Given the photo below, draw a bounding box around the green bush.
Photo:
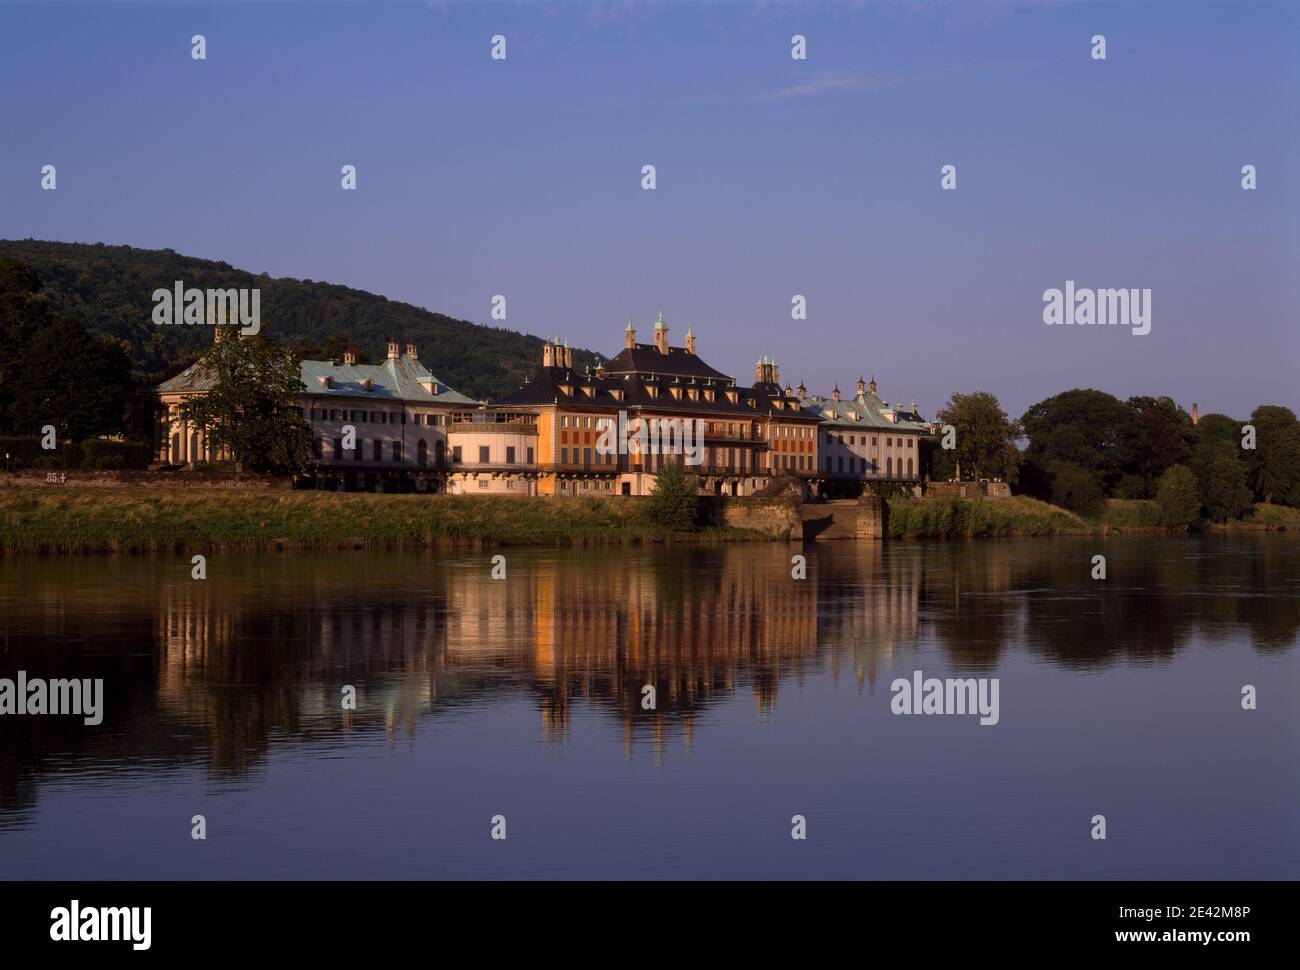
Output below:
[80,438,152,470]
[645,460,698,531]
[1154,465,1200,528]
[1049,462,1106,517]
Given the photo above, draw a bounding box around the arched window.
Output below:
[907,458,914,479]
[171,434,180,462]
[886,457,893,478]
[417,439,428,467]
[435,440,446,469]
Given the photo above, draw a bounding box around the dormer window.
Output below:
[726,390,738,404]
[670,387,682,400]
[559,384,573,396]
[317,375,333,389]
[581,386,595,398]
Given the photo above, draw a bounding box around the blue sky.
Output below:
[1,0,1295,418]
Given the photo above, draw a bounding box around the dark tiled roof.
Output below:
[498,365,821,422]
[602,343,733,382]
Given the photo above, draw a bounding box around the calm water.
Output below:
[0,536,1297,880]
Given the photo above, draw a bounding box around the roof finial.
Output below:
[626,315,634,331]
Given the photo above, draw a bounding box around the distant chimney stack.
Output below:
[387,341,399,360]
[343,349,357,366]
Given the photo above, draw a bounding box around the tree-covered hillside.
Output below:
[0,239,599,400]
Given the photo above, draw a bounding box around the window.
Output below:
[373,440,382,461]
[560,416,568,428]
[417,440,428,467]
[907,458,914,478]
[333,438,343,458]
[583,448,592,468]
[479,479,488,489]
[452,446,462,463]
[479,446,490,463]
[886,437,892,447]
[527,447,534,464]
[561,447,568,464]
[313,437,323,458]
[506,447,515,464]
[392,442,402,462]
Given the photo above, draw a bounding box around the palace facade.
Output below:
[153,314,934,496]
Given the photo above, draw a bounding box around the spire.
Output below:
[684,322,697,355]
[653,307,669,354]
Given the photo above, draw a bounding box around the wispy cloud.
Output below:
[755,68,951,100]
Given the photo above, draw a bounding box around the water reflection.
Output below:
[1,536,1297,822]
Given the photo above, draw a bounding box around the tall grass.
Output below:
[0,486,773,555]
[886,496,1092,538]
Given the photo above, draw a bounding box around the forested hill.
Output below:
[0,239,599,400]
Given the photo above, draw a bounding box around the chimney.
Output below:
[387,341,399,360]
[1192,402,1199,426]
[797,380,806,400]
[343,349,357,366]
[684,324,696,355]
[832,385,841,402]
[562,341,572,369]
[543,342,555,367]
[625,316,636,350]
[755,359,765,384]
[868,376,877,397]
[406,343,418,360]
[653,309,669,355]
[770,359,779,386]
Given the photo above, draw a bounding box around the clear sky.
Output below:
[1,0,1295,419]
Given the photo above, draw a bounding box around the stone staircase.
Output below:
[798,499,863,541]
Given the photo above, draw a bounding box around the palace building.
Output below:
[489,312,823,497]
[798,376,932,497]
[153,314,934,496]
[155,338,480,492]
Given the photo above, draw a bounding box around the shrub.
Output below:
[645,460,698,531]
[1049,461,1106,517]
[1154,465,1200,528]
[80,438,152,470]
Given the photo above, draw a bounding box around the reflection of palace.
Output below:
[4,538,1296,811]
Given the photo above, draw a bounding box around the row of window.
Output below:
[826,433,916,449]
[827,455,915,477]
[311,408,447,427]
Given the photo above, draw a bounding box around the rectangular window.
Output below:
[452,446,462,463]
[333,438,343,458]
[583,448,592,468]
[506,447,515,464]
[561,447,568,464]
[527,447,535,464]
[392,442,402,462]
[373,440,382,461]
[479,446,490,463]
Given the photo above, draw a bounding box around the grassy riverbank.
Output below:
[886,495,1300,539]
[0,485,777,554]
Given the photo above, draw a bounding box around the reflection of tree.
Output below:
[922,542,1017,670]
